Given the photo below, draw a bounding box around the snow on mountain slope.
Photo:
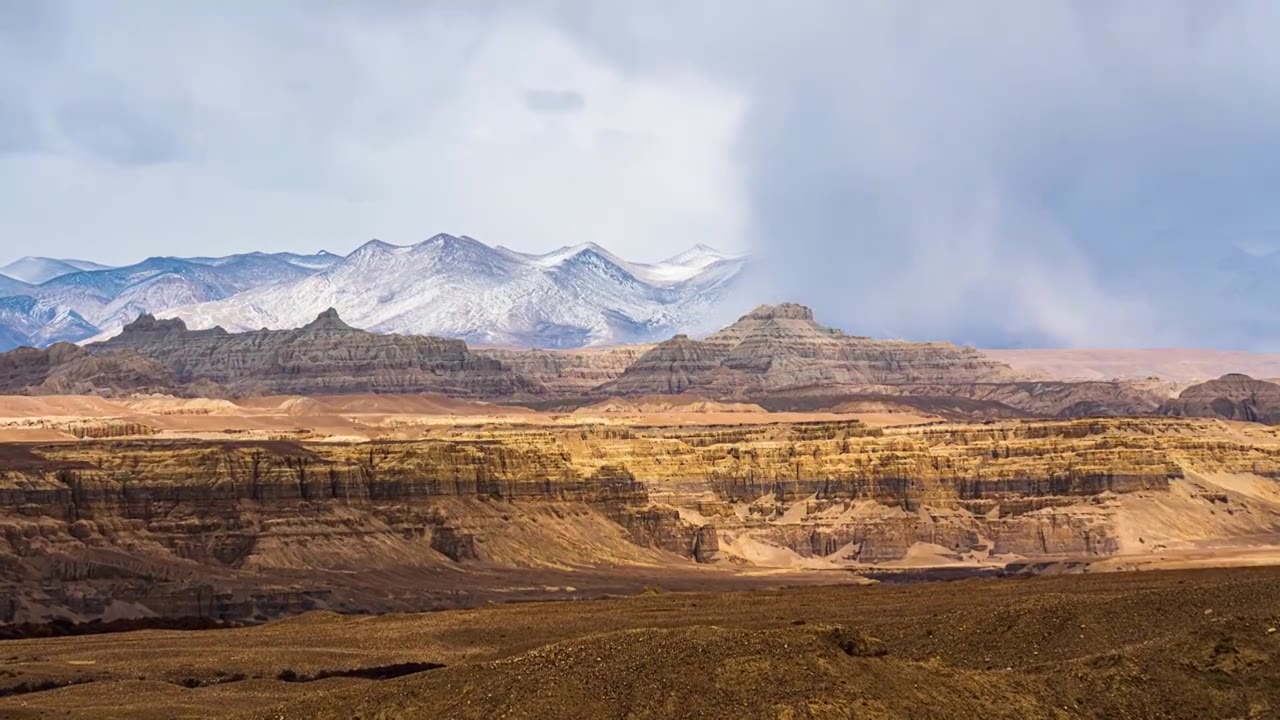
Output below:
[0,274,33,297]
[0,237,745,349]
[0,324,24,351]
[0,296,98,351]
[0,296,44,348]
[663,244,734,272]
[165,235,747,348]
[6,253,324,346]
[185,250,343,270]
[0,257,113,284]
[499,242,741,287]
[26,309,98,348]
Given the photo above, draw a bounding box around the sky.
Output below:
[4,1,1280,349]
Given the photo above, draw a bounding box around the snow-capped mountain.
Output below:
[183,250,344,270]
[0,256,114,285]
[0,251,329,350]
[0,274,33,298]
[0,296,99,348]
[0,237,746,350]
[165,235,746,347]
[32,255,317,331]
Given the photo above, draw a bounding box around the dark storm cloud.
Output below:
[534,1,1280,348]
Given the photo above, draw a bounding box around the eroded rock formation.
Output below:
[1162,373,1280,424]
[476,345,651,397]
[599,304,1023,398]
[88,310,537,398]
[3,417,1279,623]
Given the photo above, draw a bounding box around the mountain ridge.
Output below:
[155,234,745,348]
[0,237,747,351]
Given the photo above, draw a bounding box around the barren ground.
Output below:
[0,567,1277,719]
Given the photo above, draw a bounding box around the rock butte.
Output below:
[0,303,1210,422]
[1162,373,1280,424]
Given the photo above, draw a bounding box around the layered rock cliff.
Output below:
[0,343,174,396]
[594,305,1181,419]
[1162,373,1280,424]
[41,310,537,398]
[3,417,1278,623]
[477,345,651,397]
[600,304,1022,398]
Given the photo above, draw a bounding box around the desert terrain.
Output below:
[3,305,1280,717]
[3,391,1280,625]
[1,567,1278,719]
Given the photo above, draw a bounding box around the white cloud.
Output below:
[0,2,747,265]
[7,2,1280,348]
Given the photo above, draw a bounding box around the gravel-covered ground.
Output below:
[2,566,1279,719]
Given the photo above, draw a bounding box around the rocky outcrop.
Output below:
[868,380,1167,418]
[599,303,1022,398]
[0,343,85,392]
[1161,373,1280,424]
[35,351,177,396]
[10,310,538,398]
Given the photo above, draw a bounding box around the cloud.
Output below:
[6,2,1280,349]
[534,1,1280,349]
[0,97,43,155]
[0,1,746,267]
[523,89,585,113]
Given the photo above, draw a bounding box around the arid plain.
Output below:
[3,305,1280,717]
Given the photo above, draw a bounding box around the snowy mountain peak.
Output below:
[0,235,750,351]
[662,244,733,270]
[352,238,408,254]
[0,256,113,284]
[532,242,626,269]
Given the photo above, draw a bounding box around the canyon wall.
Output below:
[3,417,1280,623]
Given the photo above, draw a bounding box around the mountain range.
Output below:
[0,235,745,351]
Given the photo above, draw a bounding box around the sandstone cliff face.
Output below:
[84,310,538,398]
[864,380,1167,418]
[476,345,650,397]
[0,343,85,392]
[1162,373,1280,424]
[0,343,173,397]
[3,417,1278,623]
[599,304,1023,399]
[598,335,727,396]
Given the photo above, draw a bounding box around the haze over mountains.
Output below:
[0,235,745,351]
